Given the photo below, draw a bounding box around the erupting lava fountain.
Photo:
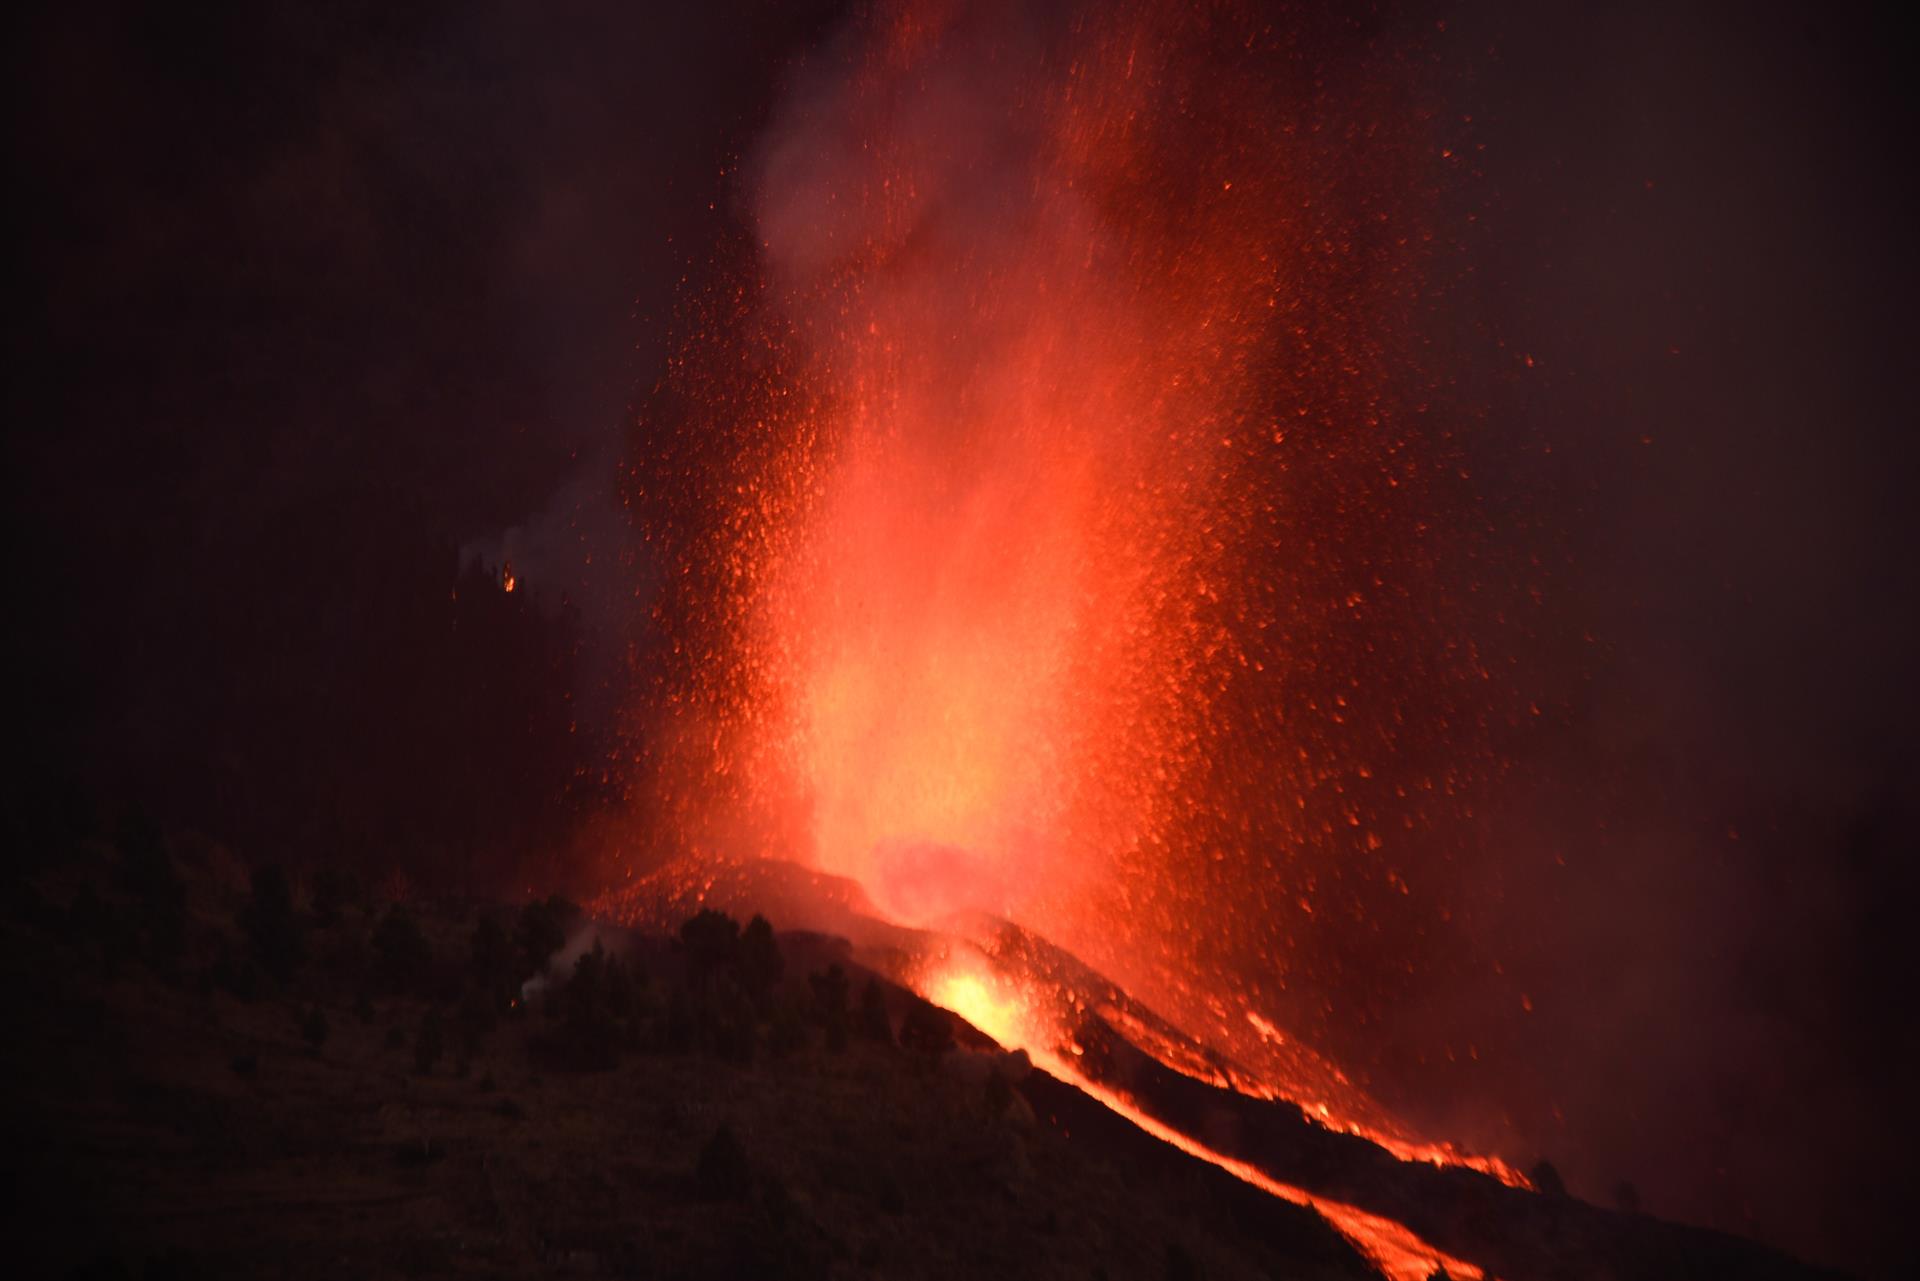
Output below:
[615,4,1536,1275]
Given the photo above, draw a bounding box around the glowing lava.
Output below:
[925,967,1034,1052]
[924,954,1483,1281]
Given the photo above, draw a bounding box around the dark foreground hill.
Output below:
[0,829,1374,1281]
[1,825,1853,1281]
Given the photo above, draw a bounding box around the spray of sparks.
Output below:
[623,1,1526,1273]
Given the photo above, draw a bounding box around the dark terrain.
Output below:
[0,810,1856,1281]
[0,814,1374,1281]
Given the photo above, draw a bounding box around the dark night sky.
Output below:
[6,2,1916,1274]
[1418,5,1918,1269]
[9,0,833,772]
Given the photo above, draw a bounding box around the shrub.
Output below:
[453,986,497,1062]
[414,1007,445,1075]
[739,914,784,1007]
[301,1005,330,1053]
[373,905,432,994]
[768,999,807,1056]
[115,808,185,974]
[664,984,694,1053]
[1529,1159,1566,1198]
[858,977,892,1045]
[601,942,646,1016]
[207,938,263,1001]
[985,1070,1013,1116]
[679,908,741,984]
[694,1123,752,1201]
[69,884,132,976]
[559,942,619,1069]
[517,895,577,976]
[539,939,651,1070]
[469,915,519,1008]
[809,964,850,1053]
[809,964,849,1018]
[703,976,758,1065]
[242,864,306,985]
[899,997,954,1055]
[315,922,373,994]
[311,864,359,928]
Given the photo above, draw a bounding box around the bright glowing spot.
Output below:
[926,965,1032,1048]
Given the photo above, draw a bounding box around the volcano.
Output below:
[9,0,1908,1276]
[626,5,1534,1252]
[598,853,1841,1281]
[606,3,1911,1275]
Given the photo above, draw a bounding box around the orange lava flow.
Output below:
[925,961,1483,1281]
[1073,1079,1486,1281]
[628,0,1528,1251]
[1072,1077,1485,1281]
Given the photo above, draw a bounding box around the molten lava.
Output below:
[922,955,1486,1281]
[626,0,1529,1273]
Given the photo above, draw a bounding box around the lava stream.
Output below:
[601,855,1514,1280]
[925,961,1484,1281]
